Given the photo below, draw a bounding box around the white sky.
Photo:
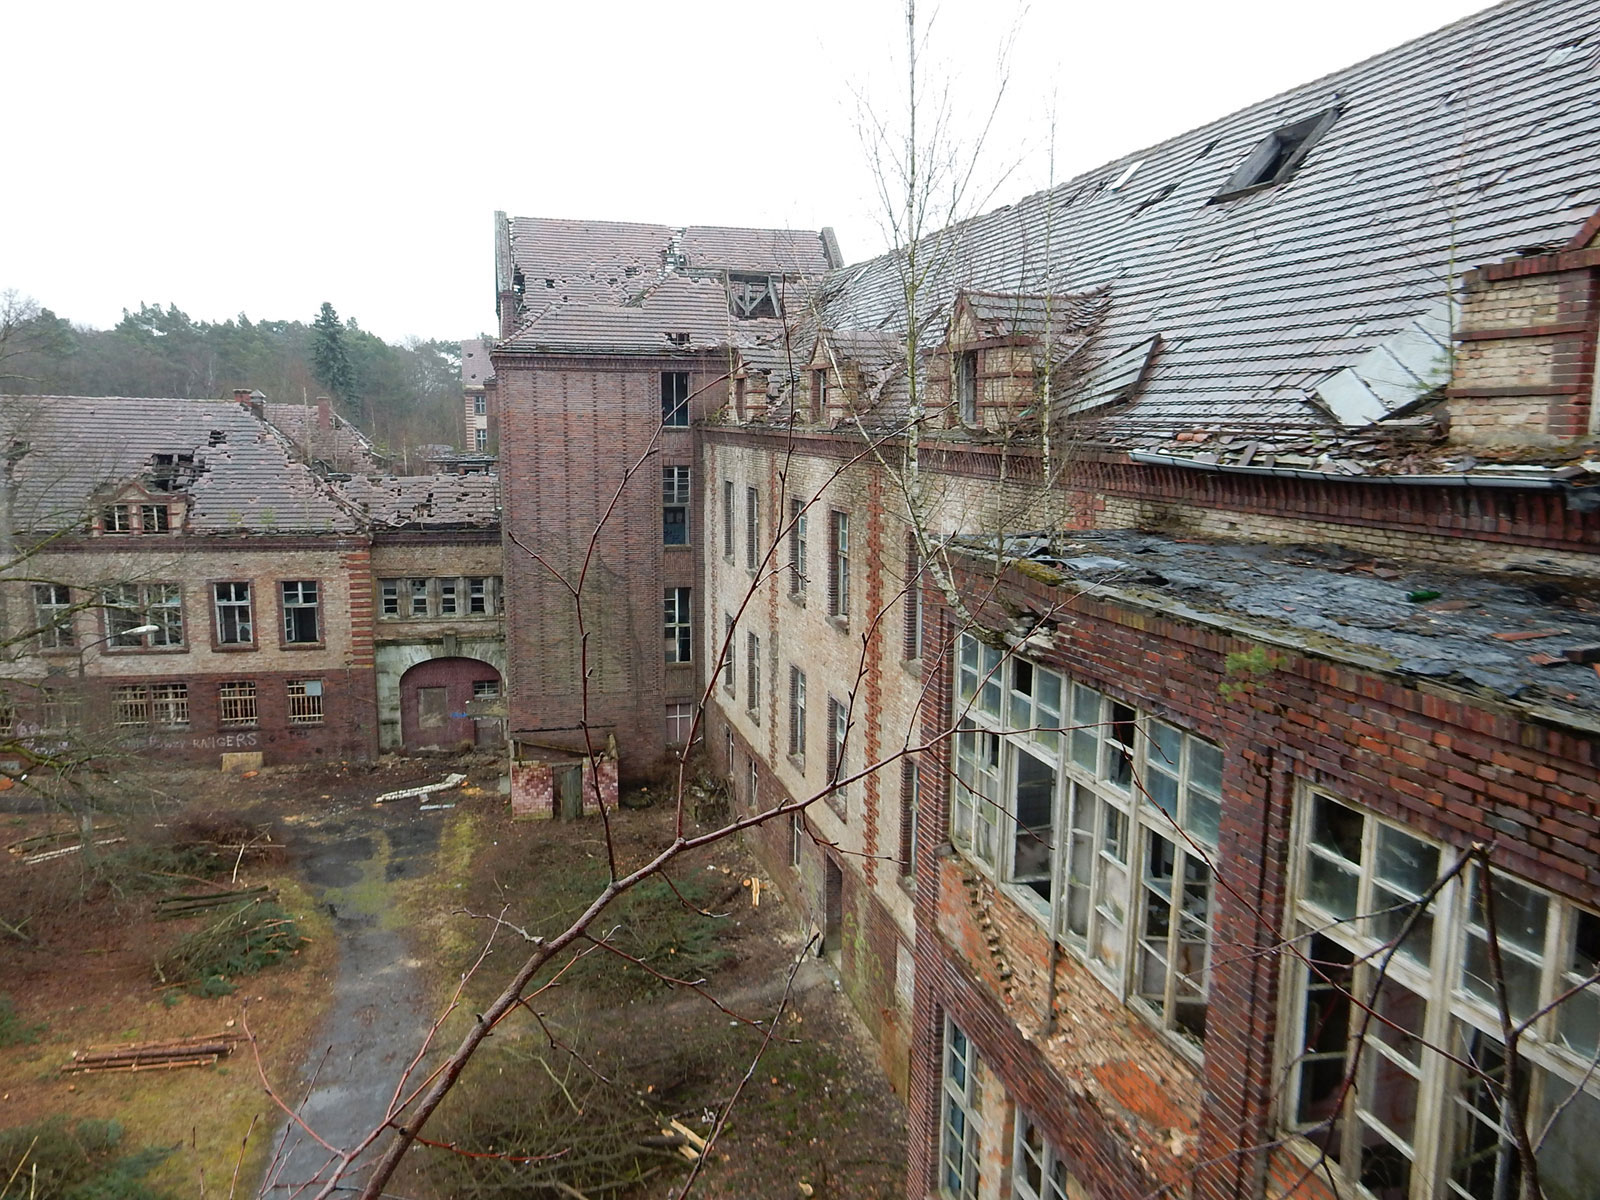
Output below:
[4,0,1501,345]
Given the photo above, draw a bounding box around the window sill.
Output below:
[826,615,850,634]
[219,725,259,732]
[211,642,258,653]
[787,591,806,607]
[103,644,189,656]
[788,753,805,772]
[901,657,923,678]
[287,721,325,728]
[281,642,327,651]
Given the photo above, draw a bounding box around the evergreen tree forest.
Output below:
[0,291,471,464]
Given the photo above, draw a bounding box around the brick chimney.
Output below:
[235,388,266,420]
[316,396,332,430]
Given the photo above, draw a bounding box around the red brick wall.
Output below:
[908,556,1600,1200]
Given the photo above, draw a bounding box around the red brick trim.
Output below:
[1456,321,1591,341]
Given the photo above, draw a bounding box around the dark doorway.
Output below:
[823,856,844,958]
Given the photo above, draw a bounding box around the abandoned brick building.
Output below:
[0,390,503,766]
[491,1,1600,1198]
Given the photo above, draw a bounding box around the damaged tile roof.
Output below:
[965,528,1600,728]
[337,473,501,529]
[814,0,1600,450]
[2,395,360,534]
[264,401,387,476]
[498,215,837,343]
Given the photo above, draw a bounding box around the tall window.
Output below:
[811,368,828,420]
[721,614,735,695]
[102,504,133,533]
[104,582,183,648]
[380,580,400,617]
[213,582,253,645]
[467,577,495,615]
[281,581,321,643]
[899,757,919,879]
[474,427,488,451]
[789,499,807,593]
[788,667,807,759]
[661,371,690,426]
[473,394,487,416]
[827,696,849,810]
[665,702,694,745]
[950,634,1222,1049]
[941,1020,982,1200]
[663,467,690,545]
[722,480,734,558]
[32,584,73,649]
[287,679,324,724]
[664,587,692,664]
[956,350,979,424]
[746,632,760,713]
[828,511,850,618]
[218,681,258,727]
[1282,791,1600,1200]
[140,503,171,533]
[1011,1112,1080,1200]
[745,486,759,570]
[440,578,460,615]
[409,578,430,616]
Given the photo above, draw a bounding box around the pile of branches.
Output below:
[152,898,302,995]
[65,1032,244,1074]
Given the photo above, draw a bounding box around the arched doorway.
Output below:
[399,657,503,752]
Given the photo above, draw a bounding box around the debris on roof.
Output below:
[337,473,500,529]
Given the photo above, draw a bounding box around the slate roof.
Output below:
[264,401,387,475]
[1,396,360,535]
[814,0,1600,450]
[966,528,1600,728]
[337,473,501,529]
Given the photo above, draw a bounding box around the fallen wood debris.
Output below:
[65,1032,245,1074]
[7,824,125,856]
[375,772,466,804]
[154,886,275,920]
[21,838,126,866]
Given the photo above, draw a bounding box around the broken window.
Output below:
[1212,106,1340,201]
[440,578,459,616]
[32,583,73,649]
[379,580,400,618]
[956,350,979,424]
[722,613,736,696]
[281,581,321,644]
[218,681,258,727]
[663,466,690,546]
[472,679,499,700]
[103,582,183,648]
[1012,1111,1083,1200]
[140,504,170,533]
[409,578,430,617]
[1284,792,1600,1200]
[287,679,323,725]
[664,587,692,664]
[727,273,783,319]
[467,577,495,615]
[101,504,132,534]
[213,582,253,645]
[661,371,690,427]
[811,368,828,420]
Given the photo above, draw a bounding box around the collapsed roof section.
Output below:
[338,473,501,530]
[0,395,362,535]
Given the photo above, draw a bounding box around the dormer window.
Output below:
[1211,106,1340,202]
[102,504,133,534]
[812,369,829,420]
[140,504,170,534]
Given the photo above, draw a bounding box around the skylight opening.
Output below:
[1210,106,1341,203]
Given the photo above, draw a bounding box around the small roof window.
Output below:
[1211,106,1341,202]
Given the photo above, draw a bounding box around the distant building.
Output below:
[461,339,497,455]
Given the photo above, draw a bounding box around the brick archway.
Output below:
[398,657,502,752]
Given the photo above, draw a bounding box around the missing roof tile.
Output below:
[1211,106,1341,203]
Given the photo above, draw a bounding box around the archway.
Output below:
[398,657,502,752]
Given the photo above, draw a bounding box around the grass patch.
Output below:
[0,994,46,1048]
[0,1117,170,1200]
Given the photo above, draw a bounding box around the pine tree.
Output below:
[309,301,357,407]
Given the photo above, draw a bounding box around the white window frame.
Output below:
[33,583,74,649]
[1011,1110,1078,1200]
[789,498,807,593]
[788,666,806,760]
[213,582,253,645]
[950,632,1222,1052]
[281,580,321,644]
[665,701,694,746]
[940,1019,982,1200]
[664,587,692,664]
[663,466,691,546]
[104,582,183,649]
[1281,789,1600,1200]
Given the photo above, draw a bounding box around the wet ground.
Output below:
[258,796,443,1196]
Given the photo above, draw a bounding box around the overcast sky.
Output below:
[4,0,1501,345]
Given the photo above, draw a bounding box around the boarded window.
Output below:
[418,686,448,728]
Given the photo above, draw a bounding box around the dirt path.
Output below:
[259,796,444,1196]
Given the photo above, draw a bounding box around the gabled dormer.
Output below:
[932,289,1110,431]
[92,476,188,536]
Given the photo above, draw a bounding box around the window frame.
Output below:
[280,580,322,646]
[218,681,258,728]
[828,510,850,620]
[665,701,694,746]
[721,613,735,696]
[103,582,184,650]
[746,631,760,715]
[956,349,979,425]
[940,1019,982,1200]
[745,486,759,571]
[664,586,692,665]
[663,466,691,546]
[788,666,806,760]
[212,582,254,647]
[789,498,808,595]
[722,480,734,559]
[661,370,690,427]
[287,678,324,725]
[32,583,74,650]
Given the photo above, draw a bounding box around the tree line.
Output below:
[0,291,470,463]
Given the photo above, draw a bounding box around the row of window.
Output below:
[110,678,324,729]
[942,636,1600,1200]
[720,481,852,620]
[34,581,324,651]
[98,501,178,535]
[378,576,501,620]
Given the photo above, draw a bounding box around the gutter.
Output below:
[1128,450,1564,490]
